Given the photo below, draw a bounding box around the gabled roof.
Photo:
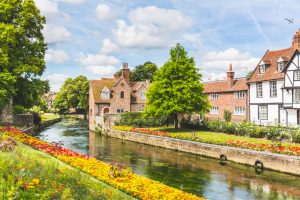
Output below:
[90,78,114,103]
[283,49,300,72]
[248,47,295,83]
[203,78,248,93]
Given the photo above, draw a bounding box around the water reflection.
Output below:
[36,118,300,200]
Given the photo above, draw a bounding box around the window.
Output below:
[256,82,263,98]
[120,91,124,98]
[234,91,246,99]
[101,91,110,99]
[258,105,268,120]
[277,62,285,72]
[269,81,277,98]
[210,107,219,114]
[294,71,300,81]
[234,107,245,115]
[210,93,219,100]
[117,109,124,113]
[259,65,266,74]
[294,89,300,103]
[139,92,146,100]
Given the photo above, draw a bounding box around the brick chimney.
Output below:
[292,29,300,49]
[122,63,130,81]
[113,73,119,82]
[227,63,235,88]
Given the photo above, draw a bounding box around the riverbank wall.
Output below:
[104,128,300,176]
[21,118,62,134]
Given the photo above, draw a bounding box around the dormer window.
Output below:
[277,62,285,72]
[259,65,266,74]
[101,87,110,99]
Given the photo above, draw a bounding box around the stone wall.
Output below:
[106,128,300,176]
[0,98,13,124]
[12,114,33,127]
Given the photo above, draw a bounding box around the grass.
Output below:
[0,135,133,200]
[150,126,300,147]
[41,113,60,122]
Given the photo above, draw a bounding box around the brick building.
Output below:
[43,91,57,111]
[203,64,248,122]
[88,63,150,130]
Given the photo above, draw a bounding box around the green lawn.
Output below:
[150,126,300,147]
[41,113,60,122]
[0,135,133,200]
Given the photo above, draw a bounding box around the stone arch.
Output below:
[102,107,110,114]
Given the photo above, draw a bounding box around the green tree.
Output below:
[0,0,46,108]
[223,109,232,122]
[145,44,210,128]
[54,76,89,118]
[116,62,158,81]
[0,73,16,109]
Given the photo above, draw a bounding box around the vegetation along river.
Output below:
[35,117,300,200]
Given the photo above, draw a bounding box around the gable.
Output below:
[284,50,300,71]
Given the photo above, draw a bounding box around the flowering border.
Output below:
[0,126,202,200]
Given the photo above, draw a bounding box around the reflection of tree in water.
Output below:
[144,161,211,197]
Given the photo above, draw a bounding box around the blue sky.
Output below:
[34,0,300,91]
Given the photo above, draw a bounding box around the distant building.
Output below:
[43,92,57,110]
[88,63,150,130]
[204,64,248,123]
[248,29,300,126]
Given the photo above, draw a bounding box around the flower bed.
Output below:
[112,126,300,156]
[0,126,202,200]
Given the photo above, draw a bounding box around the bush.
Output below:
[31,112,41,125]
[114,112,166,127]
[223,109,232,122]
[292,130,300,143]
[13,105,26,114]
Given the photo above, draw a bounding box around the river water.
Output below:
[35,118,300,200]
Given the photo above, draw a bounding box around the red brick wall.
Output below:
[205,91,248,123]
[110,79,132,113]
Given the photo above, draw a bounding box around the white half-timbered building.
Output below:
[248,29,300,126]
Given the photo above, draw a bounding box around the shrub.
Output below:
[31,112,41,125]
[223,109,232,122]
[292,130,300,143]
[115,112,166,127]
[13,105,26,114]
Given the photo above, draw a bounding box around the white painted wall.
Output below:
[287,109,298,126]
[249,80,283,104]
[283,89,292,105]
[250,104,279,125]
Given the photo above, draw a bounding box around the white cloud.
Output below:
[202,48,259,72]
[34,0,60,17]
[202,72,227,82]
[45,73,70,91]
[55,0,85,4]
[85,66,117,76]
[79,53,120,76]
[95,4,115,21]
[101,39,119,54]
[43,25,72,44]
[45,49,70,64]
[113,6,193,48]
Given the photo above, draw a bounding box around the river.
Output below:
[35,117,300,200]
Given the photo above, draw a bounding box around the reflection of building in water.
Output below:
[89,131,96,157]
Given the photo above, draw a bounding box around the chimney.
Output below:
[227,63,235,88]
[113,73,119,82]
[292,29,300,49]
[122,63,130,81]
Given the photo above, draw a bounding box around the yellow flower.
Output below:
[31,179,40,185]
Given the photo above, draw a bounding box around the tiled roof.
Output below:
[203,78,248,93]
[248,47,295,83]
[90,78,114,103]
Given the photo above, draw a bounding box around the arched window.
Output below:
[120,91,124,98]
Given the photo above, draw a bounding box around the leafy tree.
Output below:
[116,62,158,81]
[54,76,89,118]
[0,73,15,109]
[246,70,253,79]
[223,109,232,122]
[0,0,47,108]
[145,44,210,128]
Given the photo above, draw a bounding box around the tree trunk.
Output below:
[174,113,178,129]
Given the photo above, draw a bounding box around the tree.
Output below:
[0,0,47,108]
[145,44,210,128]
[0,73,15,109]
[54,76,89,118]
[223,109,232,122]
[116,62,158,81]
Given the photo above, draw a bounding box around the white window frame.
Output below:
[117,109,124,113]
[277,62,285,72]
[234,107,245,115]
[210,93,219,100]
[234,91,246,99]
[101,91,110,99]
[139,92,146,100]
[294,71,300,81]
[210,107,219,114]
[258,105,268,120]
[259,65,266,74]
[294,89,300,104]
[269,81,277,98]
[256,82,263,98]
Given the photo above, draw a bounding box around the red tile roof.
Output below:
[90,78,114,103]
[248,47,296,83]
[203,78,248,93]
